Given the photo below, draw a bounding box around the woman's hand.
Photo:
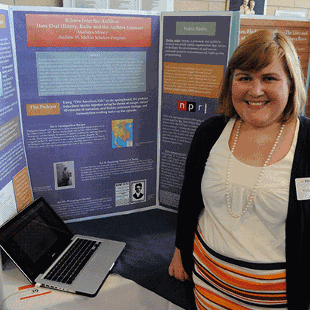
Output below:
[168,248,190,281]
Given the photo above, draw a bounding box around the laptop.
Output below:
[0,196,126,297]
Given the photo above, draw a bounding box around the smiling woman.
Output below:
[218,29,306,123]
[169,29,310,310]
[231,56,291,128]
[229,55,295,167]
[220,30,306,167]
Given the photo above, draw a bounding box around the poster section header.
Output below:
[26,14,152,47]
[176,22,216,36]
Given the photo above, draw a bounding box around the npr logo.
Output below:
[178,101,207,114]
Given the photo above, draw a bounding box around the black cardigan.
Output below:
[175,115,310,309]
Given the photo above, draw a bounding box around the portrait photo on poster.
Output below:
[54,161,75,190]
[227,0,265,15]
[131,180,146,203]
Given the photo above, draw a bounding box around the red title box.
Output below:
[26,14,152,48]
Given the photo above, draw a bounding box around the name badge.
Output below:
[295,178,310,201]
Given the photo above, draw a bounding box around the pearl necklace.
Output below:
[226,119,285,218]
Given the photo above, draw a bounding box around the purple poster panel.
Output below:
[159,12,238,210]
[0,5,32,225]
[12,8,160,221]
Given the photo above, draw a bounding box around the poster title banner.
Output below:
[26,14,152,47]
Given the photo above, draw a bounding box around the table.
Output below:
[66,209,197,309]
[1,262,184,310]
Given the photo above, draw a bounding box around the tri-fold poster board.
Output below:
[0,5,309,224]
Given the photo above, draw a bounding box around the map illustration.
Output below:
[112,119,133,148]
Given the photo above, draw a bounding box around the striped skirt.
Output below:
[193,227,287,310]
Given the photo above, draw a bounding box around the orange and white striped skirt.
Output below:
[193,228,287,310]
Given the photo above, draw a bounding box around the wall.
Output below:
[0,0,61,6]
[0,0,309,17]
[266,0,310,17]
[174,0,310,17]
[174,0,226,12]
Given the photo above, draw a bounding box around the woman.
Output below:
[169,29,310,309]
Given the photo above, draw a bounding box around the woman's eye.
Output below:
[263,76,277,81]
[238,76,251,81]
[233,75,251,81]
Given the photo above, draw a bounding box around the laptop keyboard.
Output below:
[44,238,101,284]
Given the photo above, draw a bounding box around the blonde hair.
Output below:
[218,29,306,123]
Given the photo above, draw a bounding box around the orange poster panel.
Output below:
[240,19,310,69]
[26,14,151,48]
[163,62,224,98]
[26,103,61,116]
[0,14,6,29]
[13,167,33,212]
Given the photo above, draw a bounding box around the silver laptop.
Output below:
[0,196,126,297]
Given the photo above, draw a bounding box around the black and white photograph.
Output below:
[54,161,75,190]
[131,180,146,203]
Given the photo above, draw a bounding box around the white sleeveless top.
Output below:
[198,118,299,263]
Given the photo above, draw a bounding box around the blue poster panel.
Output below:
[12,8,160,221]
[159,12,239,210]
[0,5,32,225]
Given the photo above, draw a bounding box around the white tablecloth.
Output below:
[1,263,184,310]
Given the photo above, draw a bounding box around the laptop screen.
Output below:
[12,213,58,264]
[0,197,73,282]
